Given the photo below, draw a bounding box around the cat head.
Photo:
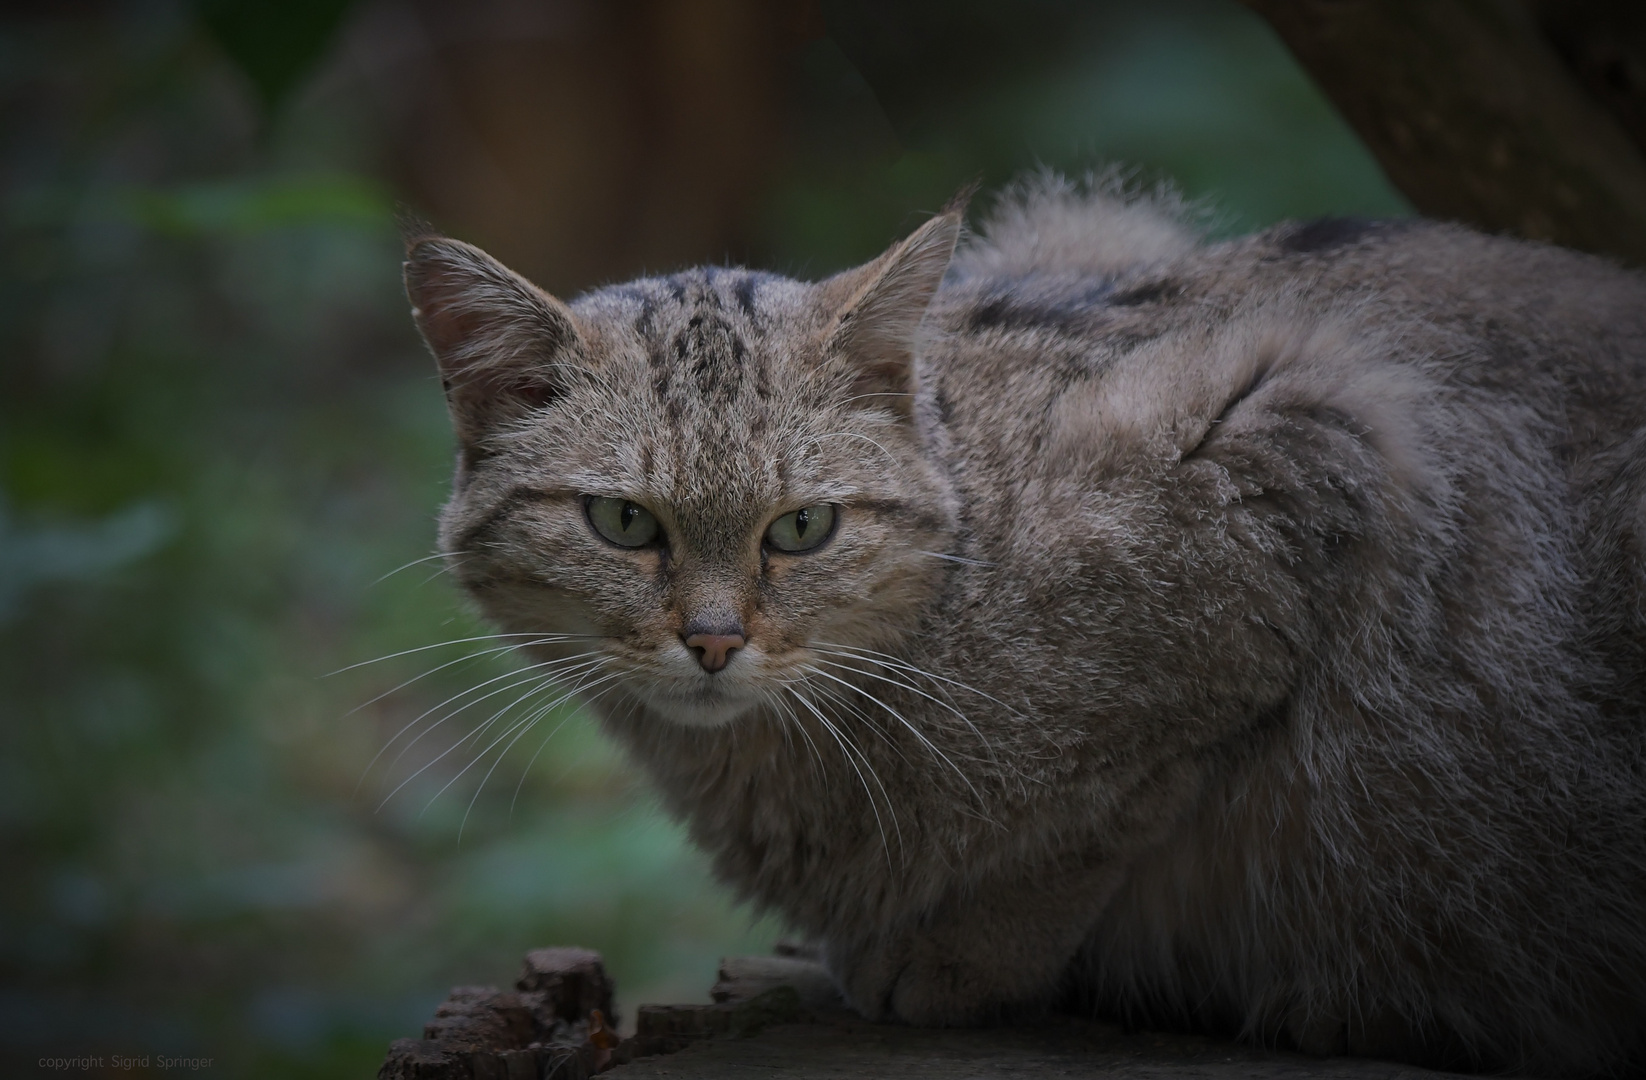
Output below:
[405,213,962,727]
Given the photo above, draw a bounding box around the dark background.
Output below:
[0,1,1408,1075]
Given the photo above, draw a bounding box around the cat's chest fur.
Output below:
[407,180,1646,1074]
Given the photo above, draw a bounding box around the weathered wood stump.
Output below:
[378,946,626,1079]
[377,948,829,1079]
[380,947,1472,1079]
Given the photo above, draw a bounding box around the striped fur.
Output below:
[406,175,1646,1075]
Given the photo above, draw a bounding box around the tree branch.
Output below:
[1241,0,1646,265]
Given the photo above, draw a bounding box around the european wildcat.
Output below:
[403,176,1646,1076]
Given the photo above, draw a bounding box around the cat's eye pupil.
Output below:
[621,502,637,531]
[795,507,810,538]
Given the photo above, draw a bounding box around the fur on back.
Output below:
[404,175,1646,1077]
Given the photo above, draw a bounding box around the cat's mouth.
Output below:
[617,643,772,728]
[633,681,762,728]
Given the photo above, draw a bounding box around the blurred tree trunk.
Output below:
[331,0,822,293]
[1241,0,1646,265]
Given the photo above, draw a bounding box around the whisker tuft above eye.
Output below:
[799,430,899,466]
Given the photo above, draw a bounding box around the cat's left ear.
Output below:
[404,235,588,451]
[821,203,964,418]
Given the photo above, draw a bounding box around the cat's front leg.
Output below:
[827,858,1123,1026]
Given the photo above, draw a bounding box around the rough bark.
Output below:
[1241,0,1646,265]
[377,947,625,1080]
[380,946,1479,1079]
[376,948,818,1080]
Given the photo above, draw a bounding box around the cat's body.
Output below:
[405,179,1646,1076]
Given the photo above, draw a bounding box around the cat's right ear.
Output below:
[819,205,963,418]
[403,236,587,451]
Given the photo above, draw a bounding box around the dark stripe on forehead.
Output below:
[615,269,779,416]
[676,311,748,400]
[648,308,674,402]
[618,280,680,401]
[733,273,760,319]
[694,270,727,311]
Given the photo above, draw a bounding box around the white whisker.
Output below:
[360,663,558,794]
[801,430,898,466]
[509,676,630,817]
[800,663,986,809]
[418,564,461,586]
[807,678,912,767]
[765,687,828,782]
[787,687,899,867]
[324,632,592,677]
[393,658,615,818]
[370,550,471,586]
[376,672,565,812]
[365,650,606,786]
[373,654,609,809]
[809,656,1000,763]
[837,391,914,406]
[814,641,1025,717]
[345,637,562,725]
[914,550,995,567]
[453,666,624,840]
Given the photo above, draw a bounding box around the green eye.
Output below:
[587,497,661,548]
[765,504,836,553]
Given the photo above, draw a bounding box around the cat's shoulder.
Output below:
[945,172,1645,314]
[931,174,1646,373]
[919,178,1646,488]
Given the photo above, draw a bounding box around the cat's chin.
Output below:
[638,691,761,729]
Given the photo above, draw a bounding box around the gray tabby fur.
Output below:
[403,174,1646,1076]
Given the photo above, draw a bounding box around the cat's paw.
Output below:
[886,945,1004,1026]
[827,936,909,1023]
[828,933,1025,1026]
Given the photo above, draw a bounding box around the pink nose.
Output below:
[684,632,746,673]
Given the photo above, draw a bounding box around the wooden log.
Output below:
[379,946,1485,1079]
[377,948,620,1080]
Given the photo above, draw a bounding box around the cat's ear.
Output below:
[404,235,587,449]
[821,206,963,417]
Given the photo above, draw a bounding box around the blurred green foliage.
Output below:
[0,1,1406,1076]
[771,0,1408,271]
[193,0,355,110]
